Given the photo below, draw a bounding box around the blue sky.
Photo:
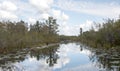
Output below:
[0,0,120,35]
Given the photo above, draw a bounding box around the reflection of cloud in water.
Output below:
[13,43,93,71]
[59,43,91,56]
[62,63,101,71]
[80,49,91,55]
[14,56,52,71]
[14,54,70,71]
[53,57,70,69]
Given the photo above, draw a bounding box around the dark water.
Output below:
[0,43,120,71]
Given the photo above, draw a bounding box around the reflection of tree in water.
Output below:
[80,45,83,51]
[79,43,87,52]
[0,65,25,71]
[30,45,59,67]
[89,47,120,71]
[0,49,28,71]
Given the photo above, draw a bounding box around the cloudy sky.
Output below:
[0,0,120,35]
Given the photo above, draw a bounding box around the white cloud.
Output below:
[41,13,50,20]
[0,1,17,20]
[58,22,79,36]
[28,0,70,32]
[51,9,71,35]
[52,9,61,19]
[80,20,94,32]
[52,9,69,21]
[29,0,53,13]
[0,10,17,20]
[28,17,36,25]
[0,1,17,11]
[58,20,95,36]
[62,12,69,21]
[55,0,120,18]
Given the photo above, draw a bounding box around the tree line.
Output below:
[0,17,60,53]
[79,17,120,48]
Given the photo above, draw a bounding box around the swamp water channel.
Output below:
[0,43,120,71]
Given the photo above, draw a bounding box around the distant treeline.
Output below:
[79,17,120,48]
[0,17,60,52]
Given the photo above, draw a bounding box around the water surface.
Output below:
[0,43,119,71]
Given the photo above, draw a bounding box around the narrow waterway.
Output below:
[0,43,120,71]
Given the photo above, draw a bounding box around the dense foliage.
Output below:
[0,17,59,52]
[79,18,120,48]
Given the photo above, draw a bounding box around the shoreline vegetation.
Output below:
[78,17,120,48]
[0,16,120,54]
[0,17,60,54]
